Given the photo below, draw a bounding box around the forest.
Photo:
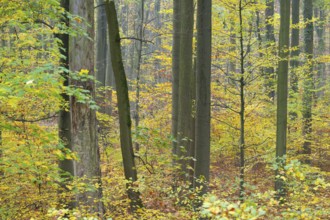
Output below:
[0,0,329,219]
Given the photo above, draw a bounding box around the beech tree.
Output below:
[194,0,211,196]
[105,0,143,210]
[289,0,300,121]
[171,0,180,159]
[69,0,103,214]
[57,0,74,179]
[275,0,290,199]
[176,0,194,180]
[302,0,314,164]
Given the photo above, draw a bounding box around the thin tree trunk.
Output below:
[0,130,2,176]
[154,0,162,82]
[238,0,245,201]
[134,0,144,152]
[194,0,211,197]
[96,0,114,115]
[275,0,290,200]
[105,36,114,116]
[302,0,313,164]
[315,8,326,98]
[265,0,276,99]
[57,0,74,189]
[105,0,143,211]
[289,0,300,121]
[96,0,107,89]
[0,30,5,177]
[69,0,103,215]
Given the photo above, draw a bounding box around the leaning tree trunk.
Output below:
[194,0,211,197]
[69,0,103,215]
[302,0,313,164]
[105,0,143,211]
[275,0,290,200]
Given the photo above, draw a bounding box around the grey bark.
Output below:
[96,0,114,115]
[96,0,107,89]
[104,0,143,210]
[275,0,290,199]
[69,0,103,215]
[194,0,211,197]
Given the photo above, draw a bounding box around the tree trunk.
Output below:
[194,0,211,197]
[104,0,143,211]
[302,0,313,164]
[56,2,74,209]
[238,0,245,201]
[96,0,114,115]
[275,0,290,200]
[289,0,300,121]
[154,0,162,83]
[177,0,194,180]
[265,0,276,99]
[134,0,145,152]
[172,0,181,158]
[69,0,103,215]
[96,0,107,89]
[315,8,326,98]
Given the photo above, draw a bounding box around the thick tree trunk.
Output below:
[69,0,103,215]
[177,0,194,180]
[172,0,181,158]
[194,0,211,197]
[105,0,143,211]
[275,0,290,200]
[302,0,313,164]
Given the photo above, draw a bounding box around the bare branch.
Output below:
[120,37,154,44]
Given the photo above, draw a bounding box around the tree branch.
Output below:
[120,37,154,44]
